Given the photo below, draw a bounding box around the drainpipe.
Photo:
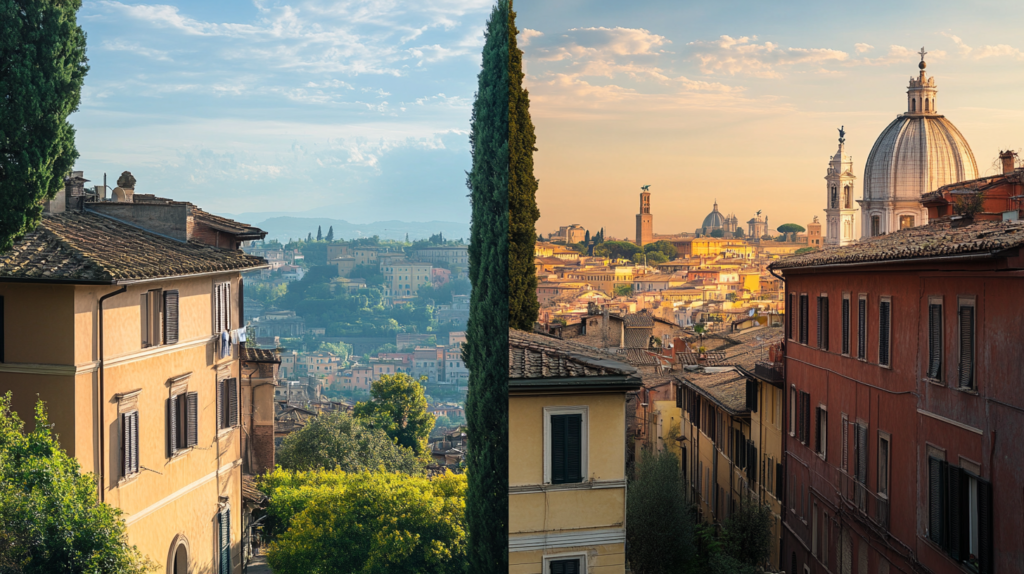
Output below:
[97,285,127,502]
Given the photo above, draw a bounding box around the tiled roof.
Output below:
[241,347,280,363]
[769,220,1024,270]
[623,311,655,327]
[132,194,266,239]
[623,328,653,349]
[680,368,748,414]
[0,211,266,283]
[509,329,637,379]
[242,474,267,504]
[617,348,661,366]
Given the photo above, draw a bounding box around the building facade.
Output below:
[824,131,858,246]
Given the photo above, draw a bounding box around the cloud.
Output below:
[854,43,873,54]
[518,28,543,47]
[857,45,946,66]
[941,33,1024,60]
[688,35,848,78]
[101,39,172,61]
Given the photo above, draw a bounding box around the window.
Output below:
[545,407,587,485]
[745,379,759,413]
[217,378,238,430]
[818,295,829,350]
[799,294,809,344]
[877,432,890,499]
[841,294,851,355]
[218,507,231,574]
[878,297,891,367]
[788,293,795,340]
[871,216,881,236]
[775,387,782,429]
[140,289,161,348]
[547,558,582,574]
[958,298,976,389]
[927,298,943,380]
[213,281,232,333]
[812,501,819,557]
[168,389,198,456]
[798,391,810,445]
[823,510,830,566]
[122,410,139,478]
[900,215,915,229]
[841,414,849,472]
[853,422,868,510]
[789,386,796,436]
[857,295,867,359]
[928,456,994,573]
[815,406,827,459]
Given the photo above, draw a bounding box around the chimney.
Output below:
[1000,150,1016,175]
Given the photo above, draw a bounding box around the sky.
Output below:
[515,0,1024,240]
[71,0,492,223]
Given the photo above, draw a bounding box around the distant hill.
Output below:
[241,216,470,244]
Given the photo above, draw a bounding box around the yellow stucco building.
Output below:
[509,330,642,574]
[0,204,269,573]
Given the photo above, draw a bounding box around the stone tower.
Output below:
[825,128,857,246]
[636,187,653,246]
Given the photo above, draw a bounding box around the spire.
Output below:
[907,47,937,115]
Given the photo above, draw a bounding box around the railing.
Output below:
[754,361,784,383]
[837,468,889,531]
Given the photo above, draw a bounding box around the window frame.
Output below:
[957,296,977,390]
[789,385,797,437]
[817,293,829,351]
[877,431,891,500]
[816,404,828,461]
[857,294,867,360]
[543,405,589,485]
[799,293,809,345]
[543,553,587,574]
[117,389,142,482]
[927,296,943,383]
[841,293,851,356]
[878,295,892,368]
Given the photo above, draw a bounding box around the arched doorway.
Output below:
[167,535,190,574]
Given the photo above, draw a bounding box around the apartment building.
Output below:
[382,260,433,300]
[0,198,267,572]
[413,245,469,267]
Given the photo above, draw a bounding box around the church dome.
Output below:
[863,52,977,201]
[701,201,725,229]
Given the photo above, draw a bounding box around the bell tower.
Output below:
[824,127,857,246]
[636,186,653,246]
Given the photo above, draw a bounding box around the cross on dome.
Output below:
[918,47,927,61]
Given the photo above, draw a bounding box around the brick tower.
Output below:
[636,186,653,246]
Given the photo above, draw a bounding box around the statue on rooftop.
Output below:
[117,171,136,189]
[838,125,846,144]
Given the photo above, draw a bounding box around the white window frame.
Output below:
[543,551,587,574]
[877,430,891,500]
[542,405,589,485]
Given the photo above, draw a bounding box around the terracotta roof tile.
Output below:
[770,219,1024,270]
[680,368,748,414]
[0,211,266,283]
[509,329,637,379]
[241,347,280,363]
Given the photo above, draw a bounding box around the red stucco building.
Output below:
[770,218,1024,574]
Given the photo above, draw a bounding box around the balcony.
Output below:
[754,360,784,383]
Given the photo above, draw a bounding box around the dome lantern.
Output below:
[907,47,938,115]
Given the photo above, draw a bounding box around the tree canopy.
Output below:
[709,228,726,238]
[644,240,678,259]
[776,223,805,233]
[594,240,642,260]
[0,394,152,573]
[0,0,90,253]
[352,373,435,457]
[276,411,421,474]
[261,468,467,574]
[626,449,695,574]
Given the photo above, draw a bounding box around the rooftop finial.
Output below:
[918,46,927,69]
[838,125,846,144]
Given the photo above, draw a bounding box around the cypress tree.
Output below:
[326,225,334,241]
[464,1,509,570]
[316,225,323,241]
[0,0,89,253]
[508,0,540,331]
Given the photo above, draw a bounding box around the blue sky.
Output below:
[516,0,1024,238]
[72,0,492,223]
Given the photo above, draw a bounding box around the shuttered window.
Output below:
[854,423,867,484]
[841,416,849,472]
[776,462,784,499]
[122,411,139,477]
[797,391,810,446]
[218,378,238,430]
[928,457,946,545]
[815,407,827,459]
[927,303,942,379]
[219,508,231,574]
[788,293,795,340]
[551,414,583,484]
[214,282,232,333]
[878,299,891,367]
[958,303,975,388]
[168,391,198,456]
[928,457,994,573]
[141,289,162,348]
[799,294,809,344]
[549,559,581,574]
[745,379,759,413]
[857,297,866,359]
[817,296,829,350]
[163,290,179,344]
[841,296,850,355]
[186,392,198,447]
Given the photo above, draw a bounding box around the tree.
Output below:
[465,0,510,569]
[508,2,540,331]
[776,223,805,234]
[0,0,90,253]
[794,246,817,255]
[733,228,745,238]
[307,232,313,242]
[316,226,323,241]
[262,468,467,574]
[0,394,153,573]
[614,284,633,297]
[326,226,335,241]
[584,229,591,243]
[353,373,435,457]
[632,251,667,265]
[719,497,773,569]
[625,449,695,574]
[594,240,641,260]
[710,228,725,238]
[645,240,678,259]
[276,411,421,475]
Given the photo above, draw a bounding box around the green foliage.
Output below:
[626,449,695,574]
[300,241,329,265]
[774,234,788,242]
[0,394,153,573]
[276,411,421,475]
[794,246,817,255]
[595,240,642,260]
[734,228,745,238]
[247,281,287,306]
[0,0,90,253]
[317,340,352,363]
[326,226,335,241]
[261,468,467,574]
[465,0,510,569]
[614,284,633,297]
[416,277,472,307]
[645,240,678,259]
[709,228,726,238]
[353,373,435,457]
[953,191,985,217]
[431,415,453,435]
[350,263,385,286]
[719,497,773,569]
[776,223,806,233]
[317,225,323,241]
[633,251,668,265]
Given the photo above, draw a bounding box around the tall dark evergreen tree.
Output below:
[0,0,89,253]
[585,229,591,243]
[508,0,540,331]
[307,232,313,242]
[316,225,323,241]
[326,225,334,241]
[464,1,509,570]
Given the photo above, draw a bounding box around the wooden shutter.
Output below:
[928,457,945,545]
[856,424,868,484]
[788,294,794,339]
[163,290,179,344]
[822,297,829,350]
[878,300,891,366]
[551,414,572,484]
[168,397,178,456]
[842,298,850,354]
[217,379,225,430]
[566,414,582,483]
[797,392,805,444]
[123,411,138,477]
[947,465,964,560]
[751,380,758,413]
[817,297,824,348]
[841,418,849,471]
[213,284,222,333]
[978,478,994,574]
[958,306,974,387]
[219,509,231,574]
[676,385,682,408]
[815,407,822,454]
[140,294,149,348]
[186,392,198,447]
[800,295,809,344]
[223,283,232,332]
[857,298,866,358]
[227,378,239,427]
[928,304,942,378]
